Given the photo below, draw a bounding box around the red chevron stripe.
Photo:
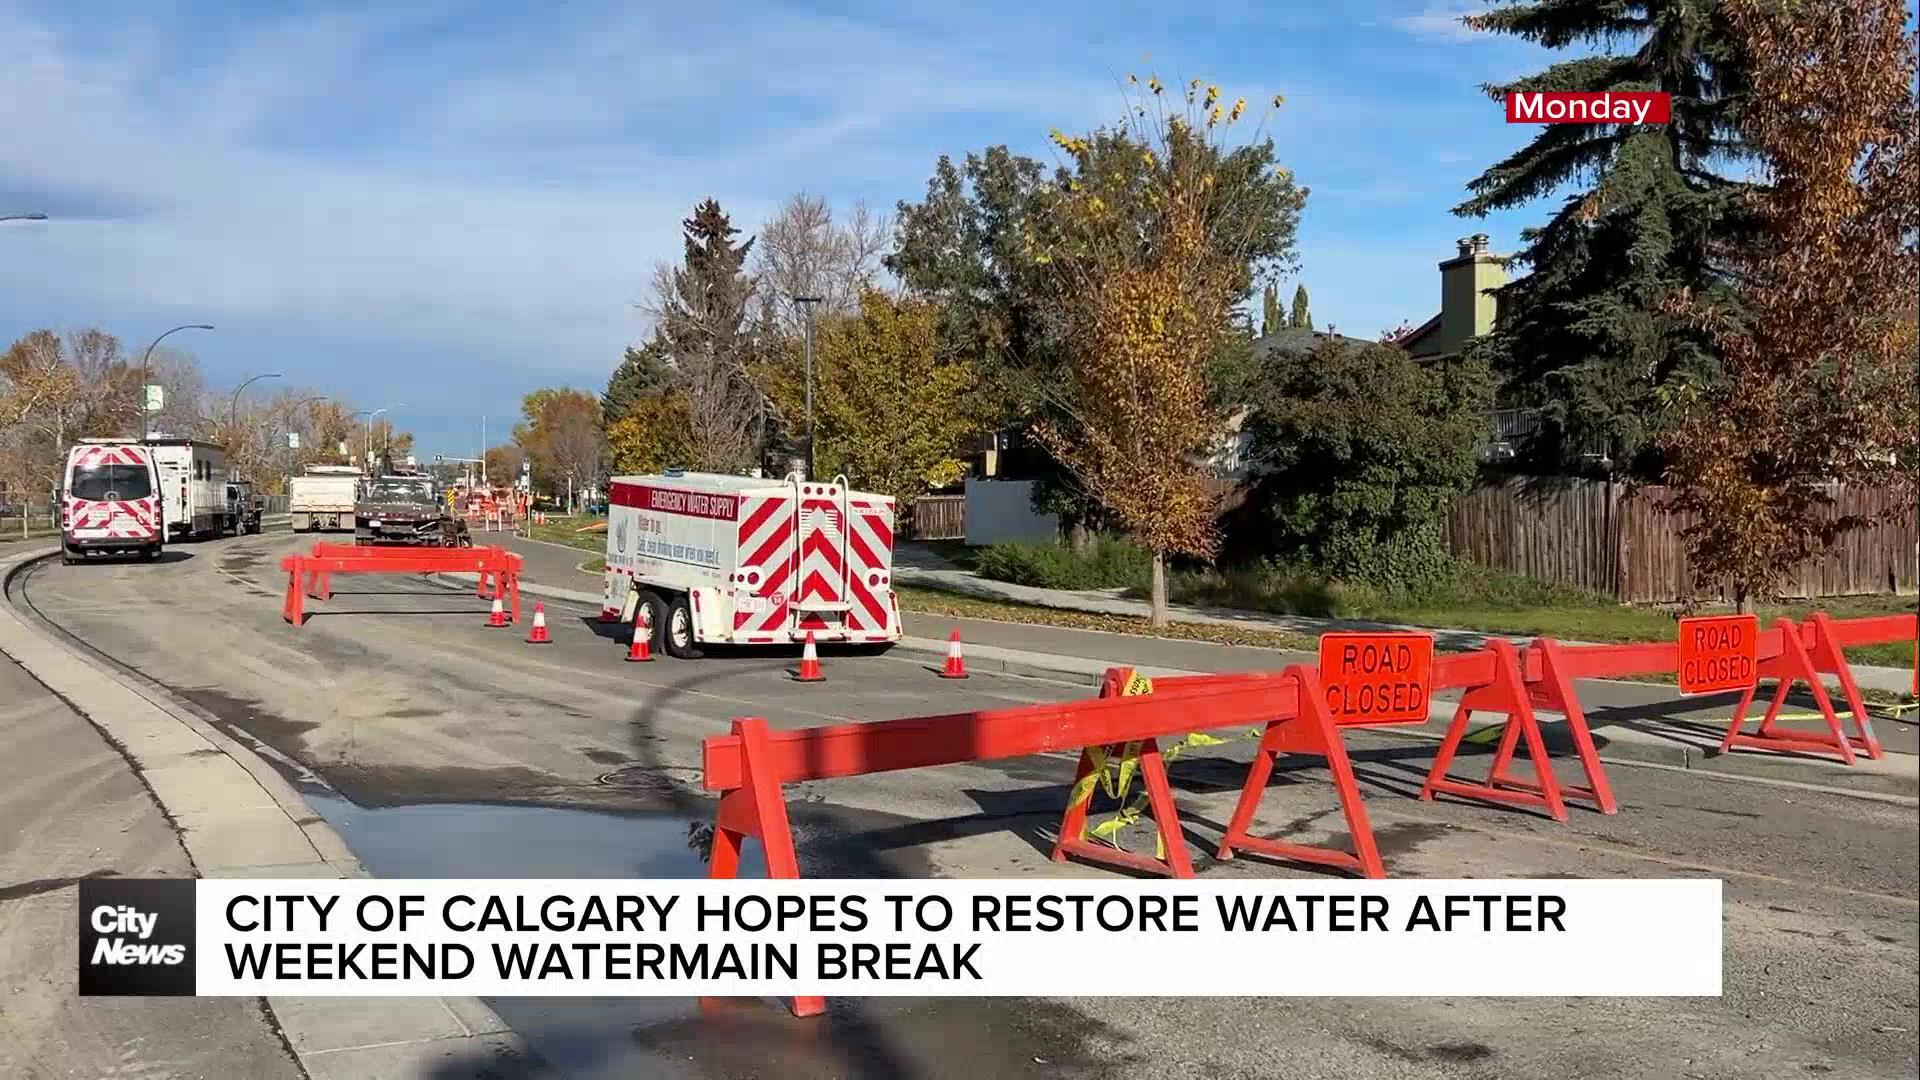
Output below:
[757,602,789,632]
[737,496,780,544]
[801,529,842,572]
[859,512,893,549]
[846,527,881,574]
[746,518,795,569]
[760,559,791,597]
[849,576,887,630]
[797,569,836,602]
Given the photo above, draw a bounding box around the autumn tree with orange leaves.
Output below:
[1032,77,1297,625]
[1659,0,1919,610]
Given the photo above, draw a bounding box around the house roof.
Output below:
[1251,327,1374,361]
[1396,313,1444,356]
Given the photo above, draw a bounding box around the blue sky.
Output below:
[0,0,1553,457]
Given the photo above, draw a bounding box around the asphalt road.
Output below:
[8,528,1919,1079]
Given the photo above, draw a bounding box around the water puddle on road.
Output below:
[298,791,1117,1079]
[301,791,751,880]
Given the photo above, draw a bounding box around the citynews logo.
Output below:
[1506,91,1671,125]
[78,879,196,996]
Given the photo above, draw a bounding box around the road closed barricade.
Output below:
[1717,613,1912,764]
[699,666,1414,1013]
[279,543,523,626]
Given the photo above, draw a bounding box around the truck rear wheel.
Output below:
[664,594,702,659]
[634,590,671,656]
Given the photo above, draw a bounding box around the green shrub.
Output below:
[973,536,1151,591]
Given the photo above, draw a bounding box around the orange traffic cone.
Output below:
[626,606,654,662]
[794,632,825,683]
[940,629,969,679]
[526,603,551,644]
[486,596,508,628]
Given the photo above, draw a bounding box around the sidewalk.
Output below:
[477,534,1918,798]
[0,545,551,1079]
[0,652,304,1080]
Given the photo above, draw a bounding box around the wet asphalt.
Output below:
[9,530,1919,1079]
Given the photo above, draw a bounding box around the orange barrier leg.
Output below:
[1805,613,1882,760]
[1487,639,1617,814]
[280,562,305,625]
[1050,668,1194,878]
[1719,617,1866,764]
[1420,638,1570,822]
[1215,665,1385,878]
[1051,739,1194,878]
[704,717,823,1018]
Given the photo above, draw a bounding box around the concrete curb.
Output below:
[0,547,550,1079]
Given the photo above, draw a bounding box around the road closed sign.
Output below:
[1678,614,1759,694]
[1318,632,1435,725]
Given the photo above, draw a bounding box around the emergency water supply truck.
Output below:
[60,439,164,563]
[602,470,902,658]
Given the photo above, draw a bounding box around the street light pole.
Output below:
[138,324,214,441]
[366,408,389,471]
[228,372,283,433]
[794,295,823,480]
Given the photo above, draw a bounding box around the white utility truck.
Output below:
[289,464,362,532]
[144,438,230,542]
[60,439,163,563]
[602,470,901,658]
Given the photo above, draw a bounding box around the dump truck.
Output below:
[602,469,901,659]
[355,474,470,546]
[289,465,361,532]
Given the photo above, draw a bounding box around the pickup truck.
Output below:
[226,480,264,535]
[355,475,470,546]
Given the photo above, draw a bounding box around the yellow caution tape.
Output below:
[1463,723,1506,746]
[1081,674,1265,856]
[1766,709,1906,723]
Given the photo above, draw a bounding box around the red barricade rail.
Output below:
[699,611,1915,1018]
[279,544,523,626]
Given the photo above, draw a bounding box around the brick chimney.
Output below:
[1437,233,1503,356]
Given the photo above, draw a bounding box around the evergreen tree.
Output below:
[1261,283,1281,335]
[602,334,675,426]
[1289,284,1311,329]
[1458,0,1752,477]
[648,198,763,472]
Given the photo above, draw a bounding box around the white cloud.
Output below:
[1392,3,1493,43]
[0,3,1112,387]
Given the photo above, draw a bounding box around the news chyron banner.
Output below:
[82,878,1722,998]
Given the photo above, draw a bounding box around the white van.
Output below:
[61,440,163,563]
[144,438,230,541]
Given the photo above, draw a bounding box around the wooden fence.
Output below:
[1447,477,1918,603]
[906,494,966,541]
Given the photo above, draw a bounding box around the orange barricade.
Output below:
[700,670,1388,1015]
[1421,638,1617,820]
[280,544,522,626]
[1215,664,1389,878]
[1718,614,1900,764]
